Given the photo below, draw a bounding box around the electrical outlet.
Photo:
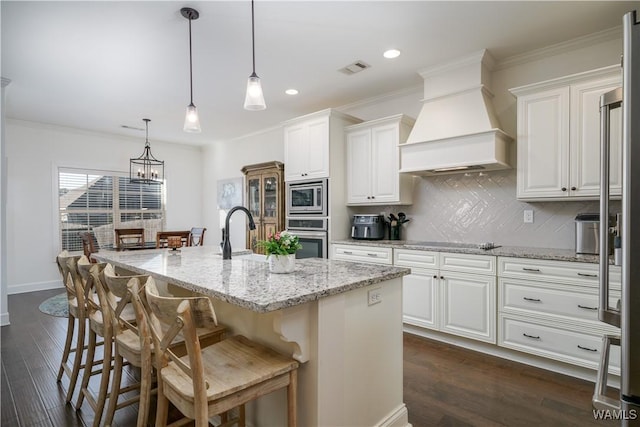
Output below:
[524,210,534,223]
[368,287,382,306]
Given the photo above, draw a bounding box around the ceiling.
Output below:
[1,1,636,146]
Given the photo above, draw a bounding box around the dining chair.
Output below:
[79,231,99,261]
[156,230,191,249]
[189,227,206,246]
[114,228,145,250]
[144,276,299,427]
[55,251,86,404]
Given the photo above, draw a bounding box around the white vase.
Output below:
[268,254,296,273]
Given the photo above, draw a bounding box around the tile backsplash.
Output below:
[350,170,620,250]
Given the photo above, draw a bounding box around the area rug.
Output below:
[38,293,69,317]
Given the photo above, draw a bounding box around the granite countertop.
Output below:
[93,246,410,313]
[332,239,610,264]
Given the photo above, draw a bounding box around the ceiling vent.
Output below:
[339,60,371,75]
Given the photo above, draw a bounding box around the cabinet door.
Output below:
[346,129,372,204]
[570,76,622,197]
[246,176,261,251]
[304,118,330,180]
[284,124,308,182]
[370,123,400,203]
[403,268,439,330]
[247,176,261,219]
[517,87,570,199]
[440,272,496,343]
[262,174,279,221]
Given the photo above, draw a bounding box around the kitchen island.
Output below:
[94,247,411,427]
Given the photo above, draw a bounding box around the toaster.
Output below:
[351,214,385,240]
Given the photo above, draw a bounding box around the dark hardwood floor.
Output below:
[2,289,618,426]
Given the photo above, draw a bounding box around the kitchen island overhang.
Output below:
[94,247,411,427]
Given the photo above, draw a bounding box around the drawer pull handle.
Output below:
[523,297,541,302]
[577,345,598,352]
[523,333,540,340]
[367,253,378,257]
[522,267,541,272]
[578,304,598,310]
[577,272,598,278]
[343,251,353,255]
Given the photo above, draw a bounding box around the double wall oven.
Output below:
[286,179,328,259]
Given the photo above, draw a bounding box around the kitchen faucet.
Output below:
[222,206,256,259]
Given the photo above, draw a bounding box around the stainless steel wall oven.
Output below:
[286,217,328,259]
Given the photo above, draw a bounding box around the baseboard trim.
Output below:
[403,325,620,388]
[377,404,411,427]
[8,280,63,295]
[0,312,10,326]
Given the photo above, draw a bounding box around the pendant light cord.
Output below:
[188,16,194,104]
[251,0,256,75]
[144,118,150,148]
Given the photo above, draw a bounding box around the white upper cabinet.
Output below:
[345,114,415,205]
[284,109,360,183]
[510,66,621,201]
[284,116,329,182]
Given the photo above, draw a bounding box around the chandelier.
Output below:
[130,118,164,184]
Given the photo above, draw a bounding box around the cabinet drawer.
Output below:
[331,244,392,265]
[499,314,620,373]
[439,252,496,275]
[394,249,438,269]
[499,278,621,325]
[498,257,621,288]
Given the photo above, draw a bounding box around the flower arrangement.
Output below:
[257,230,302,257]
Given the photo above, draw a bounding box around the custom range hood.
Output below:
[400,50,514,175]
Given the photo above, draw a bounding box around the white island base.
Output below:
[182,277,409,427]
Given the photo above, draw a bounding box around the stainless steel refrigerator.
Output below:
[593,9,640,426]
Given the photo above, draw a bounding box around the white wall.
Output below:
[1,79,10,325]
[341,32,623,249]
[5,120,203,294]
[203,126,284,252]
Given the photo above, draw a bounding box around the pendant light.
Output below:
[181,7,201,132]
[130,119,164,185]
[243,0,266,110]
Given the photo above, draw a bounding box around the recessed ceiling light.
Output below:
[383,49,401,59]
[285,89,299,95]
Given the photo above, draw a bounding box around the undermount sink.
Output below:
[406,241,500,250]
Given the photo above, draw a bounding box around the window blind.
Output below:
[59,169,165,252]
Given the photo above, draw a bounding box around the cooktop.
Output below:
[406,241,500,250]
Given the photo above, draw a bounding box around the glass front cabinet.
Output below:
[241,161,285,254]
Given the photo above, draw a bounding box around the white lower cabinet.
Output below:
[332,244,621,374]
[499,313,620,374]
[440,272,496,343]
[402,269,439,330]
[331,244,393,265]
[498,257,621,373]
[395,249,496,344]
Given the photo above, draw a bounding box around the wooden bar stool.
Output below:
[55,251,86,404]
[101,267,153,427]
[75,263,140,426]
[144,277,299,427]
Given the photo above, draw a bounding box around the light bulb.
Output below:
[244,74,266,110]
[183,103,201,133]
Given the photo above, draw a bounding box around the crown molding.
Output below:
[6,118,201,150]
[495,25,622,71]
[336,83,423,113]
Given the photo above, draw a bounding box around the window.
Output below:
[59,169,165,251]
